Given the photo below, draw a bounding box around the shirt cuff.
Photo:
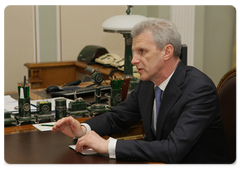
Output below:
[80,123,91,134]
[80,123,117,159]
[108,138,117,159]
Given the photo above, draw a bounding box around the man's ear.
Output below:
[163,44,174,61]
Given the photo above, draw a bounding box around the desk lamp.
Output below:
[102,6,147,89]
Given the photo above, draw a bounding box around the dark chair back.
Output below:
[217,67,236,163]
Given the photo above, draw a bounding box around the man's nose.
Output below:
[131,53,139,65]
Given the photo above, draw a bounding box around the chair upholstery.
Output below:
[217,67,236,163]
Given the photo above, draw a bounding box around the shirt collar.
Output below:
[155,70,175,91]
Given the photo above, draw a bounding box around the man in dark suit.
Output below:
[52,18,230,163]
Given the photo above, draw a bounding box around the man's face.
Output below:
[132,31,165,82]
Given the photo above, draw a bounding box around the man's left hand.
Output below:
[75,130,109,154]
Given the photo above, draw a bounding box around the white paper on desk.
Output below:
[69,137,115,155]
[69,145,98,155]
[33,122,56,131]
[4,95,18,112]
[4,95,37,113]
[4,95,17,103]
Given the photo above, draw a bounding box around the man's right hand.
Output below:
[51,116,86,138]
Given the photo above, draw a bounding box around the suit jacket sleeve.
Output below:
[84,81,142,136]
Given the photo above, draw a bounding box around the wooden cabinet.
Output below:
[24,61,123,89]
[24,61,78,89]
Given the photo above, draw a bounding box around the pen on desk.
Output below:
[40,124,54,127]
[30,103,37,108]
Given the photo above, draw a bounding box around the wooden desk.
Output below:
[4,82,146,164]
[24,61,123,89]
[4,116,144,140]
[5,131,146,164]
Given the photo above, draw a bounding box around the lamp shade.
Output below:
[102,14,147,33]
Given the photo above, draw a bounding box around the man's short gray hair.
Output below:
[131,18,182,57]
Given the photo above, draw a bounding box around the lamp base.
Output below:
[122,33,133,77]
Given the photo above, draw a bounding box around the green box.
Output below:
[69,100,86,111]
[18,97,31,117]
[37,101,52,115]
[55,98,67,120]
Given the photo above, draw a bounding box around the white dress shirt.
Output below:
[152,71,174,131]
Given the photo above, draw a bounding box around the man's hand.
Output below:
[75,131,109,154]
[51,116,86,138]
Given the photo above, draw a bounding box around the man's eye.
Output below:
[140,49,144,55]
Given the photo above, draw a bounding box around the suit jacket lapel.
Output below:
[156,83,182,139]
[156,61,186,140]
[140,82,156,141]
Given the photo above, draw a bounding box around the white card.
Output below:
[69,145,98,155]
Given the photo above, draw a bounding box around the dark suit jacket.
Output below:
[85,61,230,163]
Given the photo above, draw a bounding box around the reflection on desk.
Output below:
[5,131,146,164]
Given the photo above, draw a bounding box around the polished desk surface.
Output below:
[5,130,146,164]
[4,81,146,164]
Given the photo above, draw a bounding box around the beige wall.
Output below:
[4,6,35,92]
[4,5,126,92]
[4,5,236,92]
[60,6,125,61]
[201,6,236,85]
